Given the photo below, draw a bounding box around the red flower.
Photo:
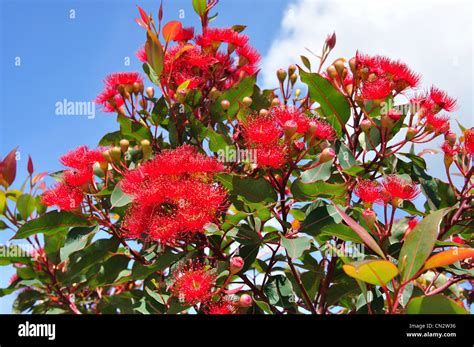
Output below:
[236,45,261,66]
[271,106,309,133]
[310,119,336,140]
[60,145,105,171]
[196,28,249,48]
[463,128,474,155]
[207,298,237,314]
[403,218,419,240]
[426,87,457,112]
[136,46,147,63]
[242,116,282,145]
[381,175,420,203]
[425,112,450,134]
[121,145,227,245]
[255,145,287,168]
[441,141,459,156]
[42,183,83,211]
[104,72,143,90]
[354,180,381,204]
[361,78,392,101]
[95,87,124,112]
[171,263,216,305]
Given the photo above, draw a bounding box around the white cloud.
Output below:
[262,0,474,127]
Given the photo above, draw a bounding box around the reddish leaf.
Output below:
[135,18,148,30]
[332,204,385,259]
[136,5,149,26]
[27,155,34,175]
[423,248,474,271]
[162,21,182,43]
[0,148,17,188]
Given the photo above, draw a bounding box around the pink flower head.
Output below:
[425,112,450,134]
[381,175,420,203]
[42,183,83,210]
[463,128,474,155]
[207,298,237,314]
[171,263,216,305]
[354,180,381,204]
[271,106,309,133]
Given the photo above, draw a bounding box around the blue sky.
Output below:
[0,0,472,313]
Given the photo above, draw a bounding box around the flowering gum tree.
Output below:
[0,1,473,314]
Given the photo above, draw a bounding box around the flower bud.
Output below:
[110,146,122,162]
[290,74,297,85]
[238,294,253,307]
[146,86,155,98]
[99,161,109,173]
[277,68,287,83]
[140,97,148,109]
[327,65,338,81]
[259,109,268,117]
[445,131,456,146]
[271,97,280,107]
[208,87,221,101]
[319,147,335,163]
[221,99,231,111]
[334,59,346,78]
[360,119,372,133]
[288,64,297,76]
[242,96,253,108]
[305,121,318,142]
[325,32,336,50]
[295,89,301,98]
[406,127,417,141]
[102,149,112,163]
[230,256,244,274]
[119,139,129,153]
[141,139,152,159]
[284,120,298,140]
[349,57,356,75]
[133,82,144,94]
[362,209,376,229]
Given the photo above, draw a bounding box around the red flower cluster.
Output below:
[355,53,420,101]
[120,145,227,245]
[171,262,217,305]
[355,175,420,206]
[42,146,105,210]
[95,72,143,112]
[137,26,260,97]
[464,128,474,155]
[241,106,336,168]
[206,298,237,314]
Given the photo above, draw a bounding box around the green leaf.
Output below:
[17,194,36,220]
[291,180,347,204]
[300,204,341,236]
[300,160,332,183]
[398,208,451,281]
[207,126,230,153]
[406,295,468,314]
[281,236,312,259]
[300,55,311,70]
[110,185,133,208]
[332,204,385,259]
[232,176,277,204]
[337,142,356,170]
[343,260,398,286]
[192,0,207,16]
[13,211,92,239]
[299,69,350,138]
[60,226,98,262]
[320,224,363,243]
